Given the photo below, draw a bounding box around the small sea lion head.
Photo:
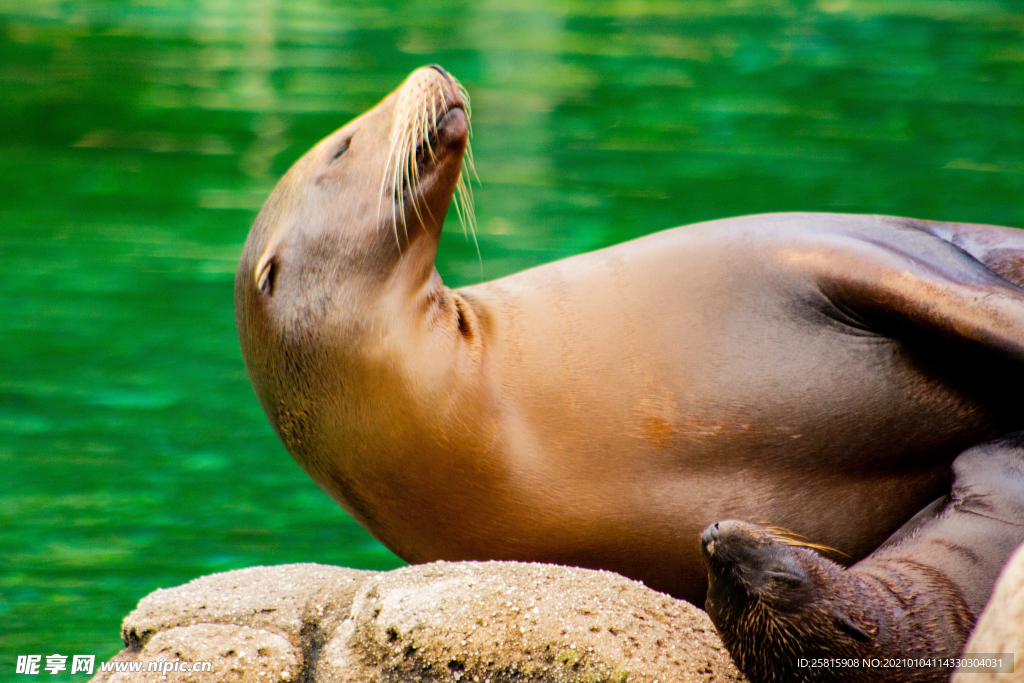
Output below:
[235,65,475,477]
[700,520,871,682]
[701,520,819,617]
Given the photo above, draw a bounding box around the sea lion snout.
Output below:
[701,521,720,556]
[374,65,473,245]
[435,107,467,146]
[701,520,760,573]
[701,521,813,601]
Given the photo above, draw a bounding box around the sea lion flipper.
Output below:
[873,495,949,552]
[816,233,1024,362]
[870,434,1024,616]
[901,218,1024,289]
[952,431,1024,499]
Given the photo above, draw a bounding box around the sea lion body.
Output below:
[700,435,1024,683]
[236,66,1024,603]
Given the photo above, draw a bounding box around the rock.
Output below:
[90,561,744,683]
[118,564,372,646]
[952,542,1024,683]
[103,624,299,683]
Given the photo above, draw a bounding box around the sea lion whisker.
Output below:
[454,161,475,230]
[450,194,466,238]
[405,118,419,199]
[394,136,409,241]
[402,135,417,239]
[442,76,478,239]
[377,131,404,249]
[456,184,473,238]
[453,84,479,183]
[460,175,477,236]
[418,97,427,141]
[451,172,469,227]
[422,99,435,162]
[764,526,847,557]
[401,131,413,201]
[413,99,426,171]
[428,96,439,161]
[454,168,482,278]
[452,102,480,274]
[416,97,438,222]
[451,86,477,237]
[456,82,472,135]
[389,139,401,240]
[406,112,432,228]
[378,107,426,249]
[465,141,480,184]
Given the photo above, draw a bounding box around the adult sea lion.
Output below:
[235,65,1024,604]
[700,435,1024,683]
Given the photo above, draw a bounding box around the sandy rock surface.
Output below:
[90,561,744,683]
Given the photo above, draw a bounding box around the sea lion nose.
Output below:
[702,522,721,551]
[426,64,450,78]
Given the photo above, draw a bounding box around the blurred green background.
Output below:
[2,0,1023,670]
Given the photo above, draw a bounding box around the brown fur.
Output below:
[702,435,1024,682]
[236,66,1024,603]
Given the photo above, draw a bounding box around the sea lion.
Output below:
[700,435,1024,683]
[235,65,1024,604]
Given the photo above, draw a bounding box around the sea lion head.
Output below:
[700,520,872,682]
[234,66,480,526]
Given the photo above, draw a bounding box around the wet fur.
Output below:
[702,435,1024,683]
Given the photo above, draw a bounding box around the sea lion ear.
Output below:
[832,609,870,642]
[255,250,277,295]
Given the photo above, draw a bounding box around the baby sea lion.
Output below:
[701,435,1024,683]
[236,65,1024,603]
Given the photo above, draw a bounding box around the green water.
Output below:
[3,0,1023,670]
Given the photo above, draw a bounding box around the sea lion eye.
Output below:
[764,568,807,590]
[330,137,352,163]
